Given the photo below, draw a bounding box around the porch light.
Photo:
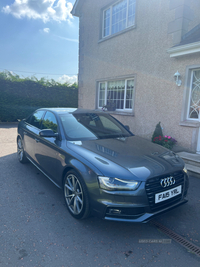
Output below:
[174,71,182,86]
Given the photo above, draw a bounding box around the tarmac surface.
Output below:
[0,124,200,267]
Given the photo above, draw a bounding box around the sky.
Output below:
[0,0,79,84]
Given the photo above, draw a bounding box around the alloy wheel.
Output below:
[64,173,84,215]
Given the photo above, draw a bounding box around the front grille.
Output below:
[145,171,185,212]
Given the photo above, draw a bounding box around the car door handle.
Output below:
[24,131,27,135]
[35,138,40,143]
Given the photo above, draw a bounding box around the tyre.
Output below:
[17,137,28,163]
[63,170,90,219]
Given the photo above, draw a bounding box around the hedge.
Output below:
[0,76,78,122]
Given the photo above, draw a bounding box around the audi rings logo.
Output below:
[160,176,175,188]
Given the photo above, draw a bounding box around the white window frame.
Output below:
[186,69,200,121]
[97,78,135,112]
[102,0,136,38]
[180,65,200,128]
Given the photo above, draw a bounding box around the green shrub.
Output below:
[152,122,177,150]
[151,122,163,142]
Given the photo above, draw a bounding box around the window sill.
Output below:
[98,25,136,44]
[101,110,134,116]
[179,120,200,127]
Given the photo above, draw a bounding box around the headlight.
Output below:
[98,176,140,191]
[183,166,187,174]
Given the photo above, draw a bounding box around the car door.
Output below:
[35,111,62,183]
[23,110,45,162]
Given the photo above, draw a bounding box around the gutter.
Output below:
[167,41,200,57]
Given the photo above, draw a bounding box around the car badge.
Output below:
[160,176,175,188]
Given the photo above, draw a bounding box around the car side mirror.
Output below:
[39,129,59,138]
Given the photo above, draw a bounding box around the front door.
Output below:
[188,69,200,153]
[35,111,62,183]
[197,131,200,154]
[24,110,45,162]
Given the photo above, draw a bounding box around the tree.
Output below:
[151,122,163,142]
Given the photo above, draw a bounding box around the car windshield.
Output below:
[59,113,133,141]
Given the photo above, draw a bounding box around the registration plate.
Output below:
[155,185,182,204]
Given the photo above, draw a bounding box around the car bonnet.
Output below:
[66,136,184,182]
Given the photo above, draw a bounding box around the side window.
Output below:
[41,111,58,133]
[29,111,44,128]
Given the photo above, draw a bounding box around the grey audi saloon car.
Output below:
[17,108,189,222]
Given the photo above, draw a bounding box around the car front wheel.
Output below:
[63,170,90,219]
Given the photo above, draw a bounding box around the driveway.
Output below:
[0,124,200,267]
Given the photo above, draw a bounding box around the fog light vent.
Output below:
[109,208,122,215]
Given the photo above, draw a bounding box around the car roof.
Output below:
[37,108,104,115]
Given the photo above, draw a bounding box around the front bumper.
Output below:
[104,198,188,223]
[92,171,189,223]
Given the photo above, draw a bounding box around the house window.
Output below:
[98,79,134,111]
[188,69,200,119]
[103,0,136,38]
